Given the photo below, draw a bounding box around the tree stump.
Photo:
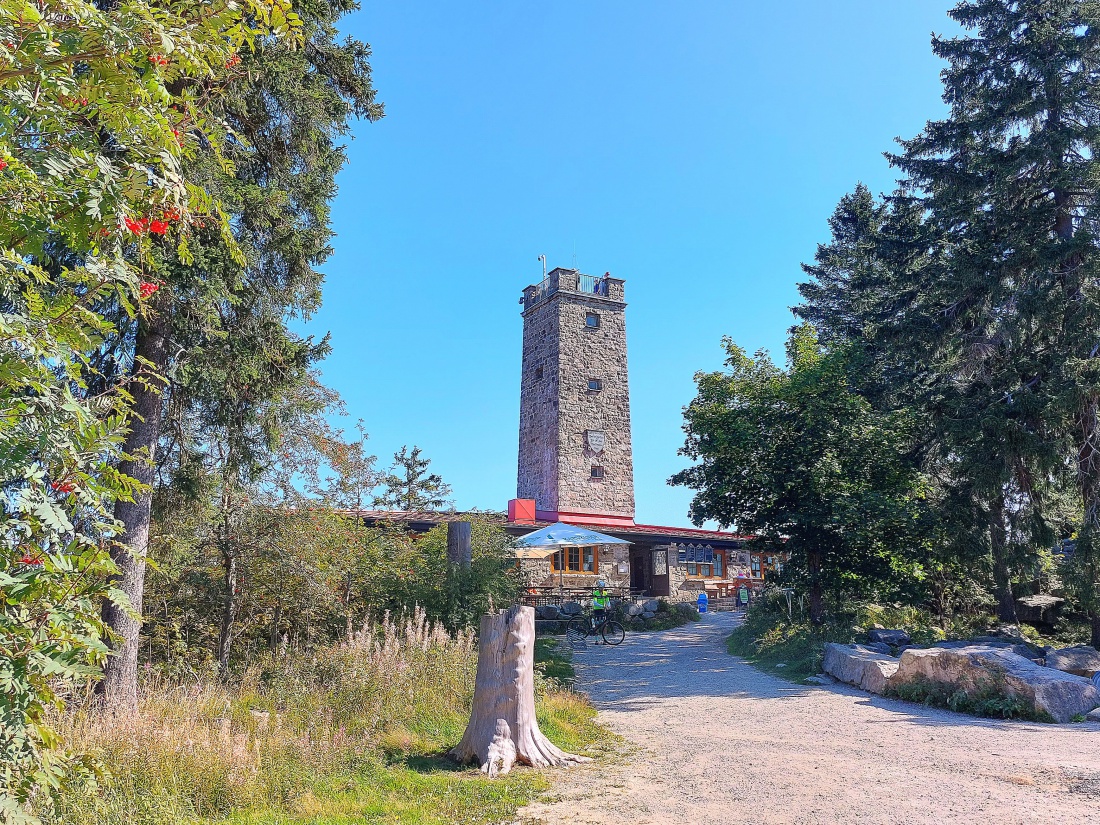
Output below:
[450,604,590,777]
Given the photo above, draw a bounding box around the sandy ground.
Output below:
[516,611,1100,825]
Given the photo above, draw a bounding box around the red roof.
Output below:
[344,509,754,544]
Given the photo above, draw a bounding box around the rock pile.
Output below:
[821,630,1100,724]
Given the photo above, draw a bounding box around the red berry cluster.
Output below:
[0,160,7,171]
[125,207,183,237]
[139,281,160,298]
[225,54,241,68]
[50,480,76,493]
[19,555,43,567]
[148,54,169,67]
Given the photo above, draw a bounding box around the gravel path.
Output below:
[517,612,1100,825]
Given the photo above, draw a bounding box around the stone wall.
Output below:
[555,284,635,518]
[518,543,630,591]
[516,279,561,510]
[517,268,634,519]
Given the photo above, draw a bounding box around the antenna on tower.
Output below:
[572,241,577,269]
[538,254,547,279]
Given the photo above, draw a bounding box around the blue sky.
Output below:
[302,1,960,526]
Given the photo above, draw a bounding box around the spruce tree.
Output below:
[881,0,1100,640]
[376,446,453,512]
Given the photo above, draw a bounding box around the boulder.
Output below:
[822,643,900,695]
[641,611,656,620]
[936,638,1045,662]
[890,646,1100,723]
[867,629,911,646]
[537,604,561,620]
[862,642,894,655]
[675,602,697,616]
[560,601,583,616]
[1088,707,1100,723]
[1045,646,1100,678]
[643,599,660,613]
[625,603,644,617]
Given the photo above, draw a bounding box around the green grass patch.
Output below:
[534,638,575,685]
[885,677,1054,723]
[50,613,611,825]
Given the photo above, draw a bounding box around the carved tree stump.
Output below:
[450,604,590,777]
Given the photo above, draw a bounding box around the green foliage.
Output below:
[1,0,304,816]
[727,595,855,682]
[672,325,931,623]
[374,446,453,512]
[885,678,1054,724]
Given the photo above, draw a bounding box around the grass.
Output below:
[885,677,1055,723]
[47,610,608,825]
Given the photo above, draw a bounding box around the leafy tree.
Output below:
[671,326,930,624]
[1,0,300,814]
[96,0,382,707]
[375,446,453,511]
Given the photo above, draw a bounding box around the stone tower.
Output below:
[516,267,635,526]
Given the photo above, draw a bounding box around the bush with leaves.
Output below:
[1,0,301,819]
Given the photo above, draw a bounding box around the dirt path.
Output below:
[517,612,1100,825]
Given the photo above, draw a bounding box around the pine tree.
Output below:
[375,446,453,512]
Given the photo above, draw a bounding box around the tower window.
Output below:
[587,378,603,392]
[590,465,604,480]
[535,365,543,380]
[585,312,600,329]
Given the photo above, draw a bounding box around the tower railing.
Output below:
[523,270,612,310]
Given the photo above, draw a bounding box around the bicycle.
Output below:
[565,611,626,649]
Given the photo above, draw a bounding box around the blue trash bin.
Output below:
[697,591,708,613]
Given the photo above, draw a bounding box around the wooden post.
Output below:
[447,520,472,568]
[450,604,589,776]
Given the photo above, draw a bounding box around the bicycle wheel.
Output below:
[601,621,626,646]
[565,617,589,649]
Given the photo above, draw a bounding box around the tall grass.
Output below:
[47,609,594,825]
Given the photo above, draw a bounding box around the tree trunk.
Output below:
[96,311,171,713]
[447,520,472,568]
[450,605,588,777]
[806,549,824,625]
[1077,395,1100,649]
[270,603,283,653]
[989,496,1017,625]
[218,544,238,678]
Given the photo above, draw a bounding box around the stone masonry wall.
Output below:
[555,283,635,518]
[517,282,561,510]
[517,269,635,519]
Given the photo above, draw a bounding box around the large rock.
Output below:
[559,601,583,616]
[537,604,561,620]
[867,629,911,646]
[643,599,660,613]
[625,603,645,617]
[936,638,1045,662]
[891,646,1100,723]
[822,643,900,695]
[1046,646,1100,678]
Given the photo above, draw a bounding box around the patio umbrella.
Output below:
[514,522,632,592]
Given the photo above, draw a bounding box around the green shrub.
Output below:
[885,677,1054,723]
